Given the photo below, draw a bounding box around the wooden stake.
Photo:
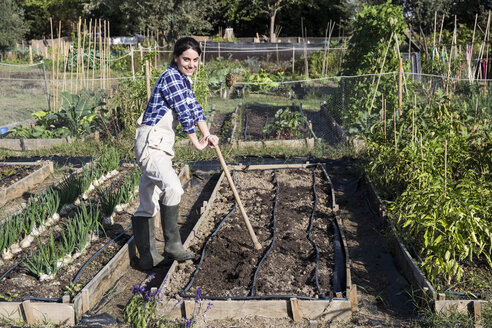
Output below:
[81,19,87,90]
[77,17,82,92]
[398,57,403,116]
[87,19,92,87]
[108,20,111,90]
[412,93,416,143]
[146,60,151,100]
[29,45,33,64]
[383,97,387,142]
[394,109,397,151]
[444,140,447,197]
[303,28,309,78]
[215,145,262,250]
[276,43,279,65]
[292,46,295,74]
[99,19,103,89]
[368,29,395,114]
[130,46,135,81]
[203,40,207,65]
[420,135,424,173]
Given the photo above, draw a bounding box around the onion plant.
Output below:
[97,147,120,174]
[57,173,83,206]
[23,233,59,278]
[98,187,123,218]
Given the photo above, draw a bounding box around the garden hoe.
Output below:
[214,145,262,250]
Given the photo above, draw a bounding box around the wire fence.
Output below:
[1,58,491,141]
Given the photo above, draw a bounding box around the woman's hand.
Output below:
[204,134,219,149]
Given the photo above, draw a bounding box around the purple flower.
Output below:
[172,299,182,310]
[184,316,193,328]
[194,287,202,303]
[203,301,213,317]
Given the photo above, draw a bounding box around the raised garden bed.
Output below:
[158,163,356,323]
[0,164,190,326]
[324,106,490,324]
[0,132,99,151]
[365,176,490,324]
[230,104,315,150]
[0,161,53,207]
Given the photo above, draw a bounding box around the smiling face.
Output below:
[174,49,200,76]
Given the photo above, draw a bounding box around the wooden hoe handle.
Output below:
[214,145,262,250]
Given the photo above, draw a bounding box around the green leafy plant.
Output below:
[365,85,491,288]
[263,108,307,139]
[56,89,106,137]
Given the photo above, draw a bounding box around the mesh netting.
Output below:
[0,62,50,127]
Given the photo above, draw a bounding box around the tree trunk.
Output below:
[270,11,277,43]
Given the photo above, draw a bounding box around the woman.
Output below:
[132,37,218,270]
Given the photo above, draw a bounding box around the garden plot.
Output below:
[231,104,315,149]
[0,160,191,325]
[159,164,355,323]
[0,161,53,207]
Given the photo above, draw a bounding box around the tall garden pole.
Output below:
[56,20,62,111]
[81,19,87,90]
[203,40,207,65]
[398,57,402,116]
[131,46,135,81]
[63,42,68,92]
[99,19,103,90]
[292,46,295,74]
[146,60,151,100]
[303,28,309,79]
[108,21,111,92]
[50,17,54,109]
[41,61,51,112]
[484,11,491,83]
[368,29,395,114]
[77,17,82,92]
[87,19,92,88]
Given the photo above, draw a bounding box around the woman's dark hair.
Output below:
[172,37,201,65]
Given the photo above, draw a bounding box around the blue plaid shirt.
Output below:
[141,65,206,134]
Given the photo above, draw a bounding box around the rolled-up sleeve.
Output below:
[162,71,204,134]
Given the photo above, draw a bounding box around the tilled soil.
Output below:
[0,163,41,189]
[166,167,336,300]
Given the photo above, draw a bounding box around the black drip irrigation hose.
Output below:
[180,167,343,301]
[249,169,279,296]
[306,169,327,299]
[0,168,134,288]
[179,172,239,297]
[23,225,132,303]
[332,220,346,295]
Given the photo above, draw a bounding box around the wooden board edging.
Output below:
[162,298,352,322]
[0,300,74,326]
[0,161,53,206]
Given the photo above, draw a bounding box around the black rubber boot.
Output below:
[131,216,164,270]
[160,204,194,261]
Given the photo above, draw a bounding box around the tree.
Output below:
[253,0,301,42]
[394,0,452,34]
[342,1,407,75]
[0,0,28,54]
[277,0,356,38]
[17,0,85,39]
